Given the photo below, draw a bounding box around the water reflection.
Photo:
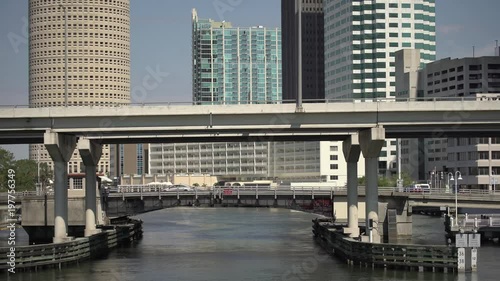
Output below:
[2,209,499,281]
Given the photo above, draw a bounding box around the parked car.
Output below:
[163,184,194,192]
[404,184,431,193]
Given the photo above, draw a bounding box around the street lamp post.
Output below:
[447,172,454,194]
[492,170,497,193]
[37,144,41,195]
[452,171,463,226]
[60,5,68,107]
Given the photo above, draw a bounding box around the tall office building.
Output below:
[281,0,325,101]
[149,10,281,180]
[29,0,131,178]
[149,10,337,184]
[192,9,281,104]
[397,49,500,189]
[110,144,148,178]
[324,0,436,99]
[324,0,436,177]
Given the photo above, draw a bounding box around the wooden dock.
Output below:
[0,218,142,272]
[313,219,457,273]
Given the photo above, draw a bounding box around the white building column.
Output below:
[78,138,103,237]
[44,130,76,243]
[360,127,385,243]
[342,133,361,238]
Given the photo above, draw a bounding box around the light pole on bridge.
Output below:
[447,172,454,194]
[451,171,463,226]
[491,170,497,193]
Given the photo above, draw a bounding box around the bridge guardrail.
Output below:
[0,96,489,108]
[4,186,500,201]
[457,214,500,228]
[104,185,500,196]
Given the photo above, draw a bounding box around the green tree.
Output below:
[358,176,366,185]
[0,148,54,192]
[13,159,38,191]
[0,148,15,191]
[358,174,414,187]
[378,176,393,187]
[39,162,54,189]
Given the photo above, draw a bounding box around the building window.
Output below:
[330,146,338,152]
[73,178,83,190]
[330,164,338,170]
[330,155,338,161]
[469,65,482,71]
[330,175,339,181]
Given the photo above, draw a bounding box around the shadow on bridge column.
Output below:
[342,133,361,238]
[78,138,103,237]
[44,130,76,243]
[360,127,385,243]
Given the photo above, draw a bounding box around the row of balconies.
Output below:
[154,163,268,169]
[150,146,268,152]
[149,155,268,162]
[151,169,268,175]
[149,153,269,158]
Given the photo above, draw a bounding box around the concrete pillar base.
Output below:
[84,229,102,237]
[343,227,360,238]
[53,236,75,244]
[78,138,103,240]
[360,234,381,244]
[343,133,361,238]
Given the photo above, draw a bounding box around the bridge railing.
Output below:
[457,214,500,228]
[0,191,48,201]
[4,186,500,200]
[0,96,490,109]
[104,185,500,196]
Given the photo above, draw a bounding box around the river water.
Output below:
[3,208,498,280]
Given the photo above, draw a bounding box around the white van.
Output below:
[405,184,431,193]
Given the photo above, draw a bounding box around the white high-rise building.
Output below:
[324,0,436,177]
[29,0,131,180]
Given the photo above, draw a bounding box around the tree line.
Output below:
[0,148,53,192]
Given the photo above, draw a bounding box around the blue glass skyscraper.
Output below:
[192,9,282,104]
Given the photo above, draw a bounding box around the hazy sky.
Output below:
[1,0,499,159]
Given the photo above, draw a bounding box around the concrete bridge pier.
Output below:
[44,131,76,243]
[78,138,103,237]
[360,127,385,243]
[342,133,361,238]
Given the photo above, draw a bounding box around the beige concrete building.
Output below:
[110,144,148,178]
[396,49,500,189]
[28,0,131,175]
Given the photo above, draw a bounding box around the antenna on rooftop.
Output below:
[473,46,475,58]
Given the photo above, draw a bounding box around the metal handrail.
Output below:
[0,96,493,108]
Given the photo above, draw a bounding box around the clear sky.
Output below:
[1,0,499,159]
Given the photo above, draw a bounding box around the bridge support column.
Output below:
[343,133,361,238]
[360,127,385,243]
[78,138,103,237]
[44,131,76,243]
